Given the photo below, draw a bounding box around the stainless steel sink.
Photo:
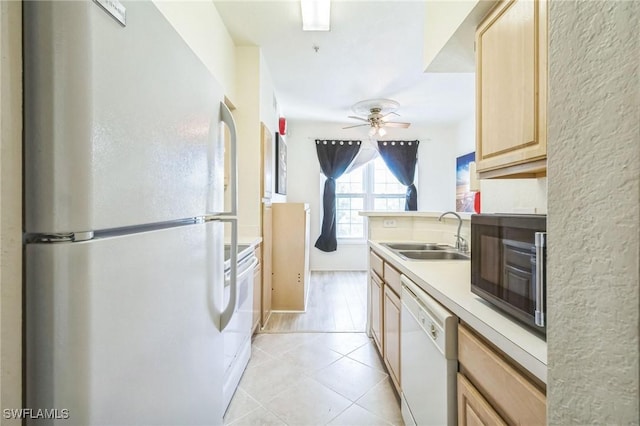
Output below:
[382,242,451,251]
[398,250,470,261]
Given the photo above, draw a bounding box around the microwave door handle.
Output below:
[534,232,546,327]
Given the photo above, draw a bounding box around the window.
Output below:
[332,157,409,240]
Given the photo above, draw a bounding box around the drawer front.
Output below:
[370,250,384,278]
[383,262,402,295]
[457,373,506,426]
[458,324,546,425]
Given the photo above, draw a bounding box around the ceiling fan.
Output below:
[343,99,411,137]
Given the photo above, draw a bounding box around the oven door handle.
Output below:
[534,232,546,327]
[236,256,258,281]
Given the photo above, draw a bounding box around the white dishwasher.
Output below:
[400,275,458,426]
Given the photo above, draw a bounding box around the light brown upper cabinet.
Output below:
[475,0,548,178]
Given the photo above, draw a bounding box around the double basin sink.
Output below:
[381,242,470,261]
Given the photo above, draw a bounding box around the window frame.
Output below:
[322,157,411,243]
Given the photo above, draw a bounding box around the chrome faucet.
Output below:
[438,211,467,252]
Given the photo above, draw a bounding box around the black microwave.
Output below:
[471,214,546,336]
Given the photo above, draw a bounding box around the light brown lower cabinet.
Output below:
[370,271,384,353]
[458,324,546,425]
[369,248,402,395]
[383,284,401,393]
[457,373,507,426]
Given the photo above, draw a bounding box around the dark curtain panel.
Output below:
[314,139,362,252]
[377,140,420,211]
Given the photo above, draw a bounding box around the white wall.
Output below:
[286,120,460,271]
[235,47,262,238]
[423,0,478,71]
[153,1,236,100]
[259,53,285,204]
[547,1,639,422]
[417,126,459,211]
[235,47,284,237]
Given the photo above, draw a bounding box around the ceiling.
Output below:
[214,1,475,128]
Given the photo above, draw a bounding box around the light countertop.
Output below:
[369,240,547,383]
[238,236,262,248]
[360,211,472,220]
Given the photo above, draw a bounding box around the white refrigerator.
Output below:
[23,1,238,424]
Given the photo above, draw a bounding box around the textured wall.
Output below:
[547,1,639,423]
[0,1,23,421]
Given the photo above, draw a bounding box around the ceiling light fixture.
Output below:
[368,125,386,138]
[301,0,330,31]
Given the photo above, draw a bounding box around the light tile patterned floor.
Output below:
[224,332,404,426]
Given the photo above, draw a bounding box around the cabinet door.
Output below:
[476,0,547,178]
[458,373,507,426]
[370,271,383,353]
[261,205,272,325]
[458,324,546,424]
[383,285,401,392]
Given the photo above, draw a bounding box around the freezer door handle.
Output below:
[220,101,237,217]
[219,217,237,331]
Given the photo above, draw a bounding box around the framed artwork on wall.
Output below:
[275,132,287,195]
[456,151,475,212]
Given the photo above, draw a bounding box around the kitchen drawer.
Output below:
[383,262,402,296]
[458,324,546,425]
[370,250,384,278]
[457,373,507,426]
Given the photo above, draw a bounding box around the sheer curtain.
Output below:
[314,139,361,252]
[377,140,420,211]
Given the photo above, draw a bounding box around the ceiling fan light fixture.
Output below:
[368,127,377,136]
[301,0,331,31]
[377,127,387,137]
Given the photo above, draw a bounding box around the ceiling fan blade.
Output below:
[347,116,369,122]
[342,124,370,129]
[381,111,400,118]
[383,122,411,128]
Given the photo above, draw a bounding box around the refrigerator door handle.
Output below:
[219,101,237,217]
[219,217,237,331]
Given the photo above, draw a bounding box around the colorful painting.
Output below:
[456,152,475,212]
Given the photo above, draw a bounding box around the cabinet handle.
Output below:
[430,323,438,340]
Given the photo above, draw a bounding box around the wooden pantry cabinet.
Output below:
[475,0,548,178]
[271,203,310,311]
[457,323,546,425]
[369,249,402,395]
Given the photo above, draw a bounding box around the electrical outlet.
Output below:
[383,219,397,228]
